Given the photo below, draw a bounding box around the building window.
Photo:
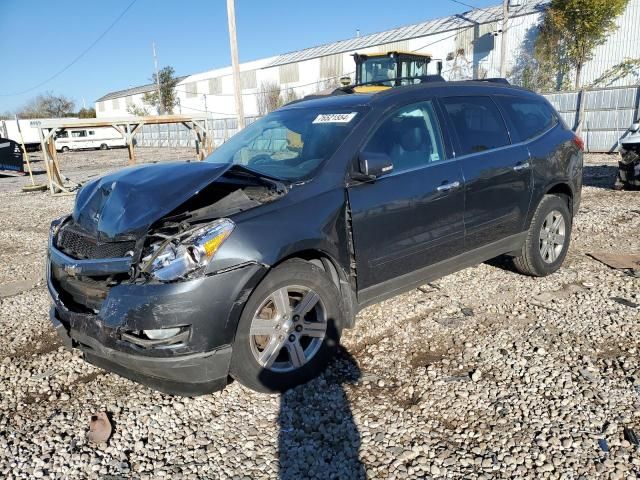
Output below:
[97,102,105,112]
[240,70,257,90]
[320,54,343,79]
[185,82,198,98]
[208,77,222,95]
[112,98,120,110]
[279,63,299,84]
[125,96,133,107]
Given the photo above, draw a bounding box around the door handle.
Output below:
[437,181,461,192]
[513,162,530,171]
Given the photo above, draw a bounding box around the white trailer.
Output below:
[0,118,49,151]
[54,126,126,152]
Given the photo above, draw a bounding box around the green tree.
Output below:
[78,107,96,118]
[142,66,179,114]
[535,0,629,90]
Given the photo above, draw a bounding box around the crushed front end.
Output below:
[618,125,640,189]
[47,215,267,396]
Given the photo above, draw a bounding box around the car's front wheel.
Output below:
[230,259,343,393]
[513,194,572,276]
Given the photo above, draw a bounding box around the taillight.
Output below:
[573,135,585,151]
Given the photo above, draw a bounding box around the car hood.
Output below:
[73,161,232,240]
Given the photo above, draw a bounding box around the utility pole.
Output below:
[152,42,163,115]
[226,0,245,130]
[500,0,509,78]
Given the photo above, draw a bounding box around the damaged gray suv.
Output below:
[48,81,583,395]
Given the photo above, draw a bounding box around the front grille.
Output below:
[56,224,135,260]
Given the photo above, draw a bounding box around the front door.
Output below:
[347,100,465,300]
[440,95,532,250]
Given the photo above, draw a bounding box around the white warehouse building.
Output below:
[95,0,640,120]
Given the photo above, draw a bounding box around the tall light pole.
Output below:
[227,0,245,130]
[500,0,509,78]
[152,42,163,114]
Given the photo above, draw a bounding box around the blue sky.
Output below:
[0,0,498,112]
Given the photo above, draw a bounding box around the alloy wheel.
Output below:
[248,285,327,373]
[539,210,566,263]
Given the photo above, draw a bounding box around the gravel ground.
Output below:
[0,149,639,479]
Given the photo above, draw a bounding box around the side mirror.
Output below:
[340,76,352,86]
[357,152,393,180]
[630,122,640,133]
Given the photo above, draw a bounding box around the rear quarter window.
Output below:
[495,95,558,142]
[441,96,511,155]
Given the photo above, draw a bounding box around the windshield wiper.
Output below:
[226,164,288,193]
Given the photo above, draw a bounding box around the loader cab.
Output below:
[352,51,443,93]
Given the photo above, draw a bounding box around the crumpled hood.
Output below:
[73,161,231,240]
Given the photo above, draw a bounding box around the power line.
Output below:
[1,0,138,97]
[448,0,497,16]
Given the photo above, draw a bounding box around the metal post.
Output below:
[152,42,162,114]
[500,0,509,78]
[227,0,245,130]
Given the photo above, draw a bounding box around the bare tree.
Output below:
[280,87,299,106]
[127,104,151,117]
[257,81,282,115]
[17,92,76,118]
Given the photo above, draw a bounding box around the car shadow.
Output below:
[582,163,620,189]
[276,346,365,480]
[484,254,519,273]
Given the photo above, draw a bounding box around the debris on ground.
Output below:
[587,251,640,270]
[87,412,112,445]
[624,427,639,446]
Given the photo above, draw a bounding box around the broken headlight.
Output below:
[141,218,235,282]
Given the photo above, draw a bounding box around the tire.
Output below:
[230,259,343,393]
[61,146,69,153]
[513,194,572,277]
[100,143,109,150]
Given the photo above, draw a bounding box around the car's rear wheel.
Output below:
[61,146,69,153]
[513,194,572,277]
[230,259,343,393]
[100,143,109,150]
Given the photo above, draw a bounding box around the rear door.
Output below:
[347,100,465,297]
[440,95,532,251]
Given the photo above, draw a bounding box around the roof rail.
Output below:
[474,78,510,85]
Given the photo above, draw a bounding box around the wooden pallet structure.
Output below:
[36,115,211,196]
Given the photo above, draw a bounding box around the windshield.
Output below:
[205,106,365,181]
[359,57,396,86]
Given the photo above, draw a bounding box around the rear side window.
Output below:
[495,95,558,141]
[441,96,510,155]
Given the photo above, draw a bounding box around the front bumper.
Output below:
[47,240,267,396]
[618,147,640,187]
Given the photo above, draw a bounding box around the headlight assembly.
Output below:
[140,218,235,282]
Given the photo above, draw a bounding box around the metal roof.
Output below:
[267,1,548,67]
[96,76,188,102]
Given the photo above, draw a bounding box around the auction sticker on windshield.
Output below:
[312,112,358,124]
